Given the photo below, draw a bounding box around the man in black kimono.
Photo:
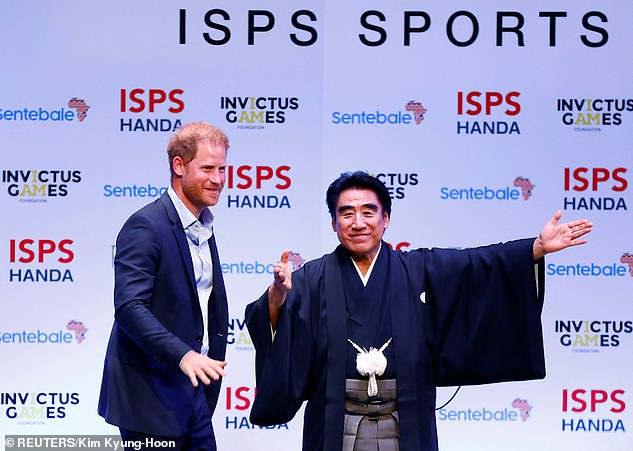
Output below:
[245,171,592,451]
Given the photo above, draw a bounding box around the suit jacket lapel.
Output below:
[159,193,198,296]
[209,234,228,351]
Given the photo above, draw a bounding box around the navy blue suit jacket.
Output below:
[98,192,228,437]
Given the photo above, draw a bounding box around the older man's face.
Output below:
[331,188,389,264]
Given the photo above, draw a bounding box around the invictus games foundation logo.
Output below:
[557,97,633,132]
[227,317,251,350]
[555,319,632,352]
[0,98,90,123]
[220,96,299,130]
[331,100,428,126]
[1,392,80,424]
[2,169,82,203]
[371,172,420,200]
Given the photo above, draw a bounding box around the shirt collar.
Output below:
[167,186,214,233]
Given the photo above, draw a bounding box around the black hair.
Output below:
[325,171,392,218]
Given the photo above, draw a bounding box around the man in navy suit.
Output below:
[99,122,230,450]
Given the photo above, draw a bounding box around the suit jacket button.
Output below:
[195,336,203,343]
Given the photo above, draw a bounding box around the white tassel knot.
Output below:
[348,338,392,397]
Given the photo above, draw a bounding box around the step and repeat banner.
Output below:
[1,1,631,450]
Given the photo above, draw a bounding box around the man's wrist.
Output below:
[533,236,546,260]
[179,350,194,370]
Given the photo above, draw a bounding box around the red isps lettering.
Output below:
[225,386,256,410]
[562,389,626,413]
[227,165,291,190]
[120,88,185,113]
[564,167,628,192]
[9,239,74,263]
[386,242,411,251]
[457,91,521,116]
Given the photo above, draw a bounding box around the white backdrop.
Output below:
[1,1,631,450]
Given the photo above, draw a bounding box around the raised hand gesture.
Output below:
[268,249,293,329]
[533,210,592,259]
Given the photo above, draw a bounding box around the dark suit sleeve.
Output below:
[113,212,192,368]
[425,238,546,386]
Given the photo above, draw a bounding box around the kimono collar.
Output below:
[351,242,382,286]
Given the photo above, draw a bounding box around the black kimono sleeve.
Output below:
[244,258,325,426]
[424,238,546,386]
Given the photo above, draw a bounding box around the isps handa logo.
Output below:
[563,167,627,212]
[456,91,521,135]
[562,388,626,433]
[0,97,89,123]
[220,96,299,130]
[2,170,82,203]
[331,100,428,126]
[119,88,184,132]
[1,392,80,424]
[225,165,292,209]
[223,386,289,431]
[8,238,75,283]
